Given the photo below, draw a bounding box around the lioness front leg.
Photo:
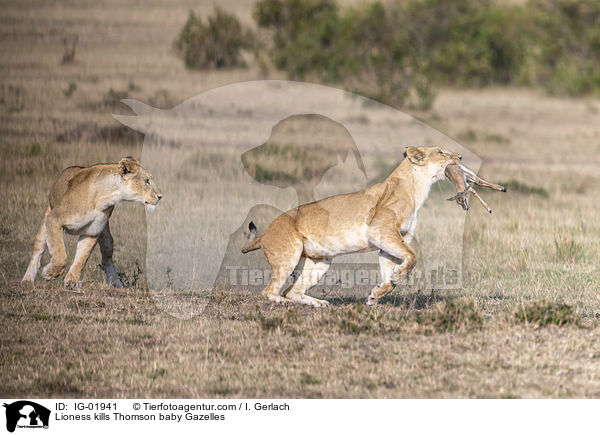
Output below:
[366,226,416,306]
[64,235,98,288]
[365,251,399,306]
[41,213,67,280]
[22,206,50,286]
[98,223,123,288]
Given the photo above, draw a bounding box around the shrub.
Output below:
[405,0,527,87]
[176,8,252,69]
[254,0,527,108]
[254,0,434,107]
[253,0,600,106]
[526,0,600,95]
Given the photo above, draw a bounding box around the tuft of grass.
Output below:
[319,304,407,335]
[457,129,478,143]
[257,308,302,333]
[299,372,322,385]
[150,368,168,379]
[61,34,78,64]
[102,88,129,108]
[63,81,77,98]
[554,230,583,263]
[514,301,579,327]
[457,129,511,144]
[116,260,144,288]
[0,84,25,114]
[26,142,42,156]
[502,179,549,198]
[416,299,483,333]
[318,299,486,336]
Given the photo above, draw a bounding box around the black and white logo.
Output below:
[3,401,50,433]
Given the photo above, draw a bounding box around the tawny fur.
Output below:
[21,156,162,288]
[242,146,463,307]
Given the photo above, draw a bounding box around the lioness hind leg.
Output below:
[64,235,98,287]
[98,223,123,288]
[22,207,50,285]
[262,267,295,303]
[41,213,67,280]
[284,257,331,307]
[260,224,303,304]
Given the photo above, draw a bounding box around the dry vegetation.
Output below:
[1,0,600,398]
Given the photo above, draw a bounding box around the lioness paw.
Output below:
[265,294,289,304]
[310,298,330,307]
[42,263,64,280]
[296,295,329,307]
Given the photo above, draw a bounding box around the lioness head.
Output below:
[118,156,162,210]
[404,146,462,181]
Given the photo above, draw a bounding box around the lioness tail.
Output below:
[241,221,261,253]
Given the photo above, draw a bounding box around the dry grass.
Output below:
[1,0,600,398]
[3,286,600,398]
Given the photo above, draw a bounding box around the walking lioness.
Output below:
[22,156,162,288]
[242,146,467,306]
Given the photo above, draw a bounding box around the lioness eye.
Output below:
[145,179,150,185]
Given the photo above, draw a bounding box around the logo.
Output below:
[3,401,50,433]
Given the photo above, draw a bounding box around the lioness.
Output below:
[22,156,162,288]
[241,146,464,307]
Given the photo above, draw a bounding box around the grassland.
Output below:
[1,0,600,398]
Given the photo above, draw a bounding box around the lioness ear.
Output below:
[404,147,426,166]
[119,156,139,176]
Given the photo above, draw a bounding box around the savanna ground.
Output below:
[1,0,600,398]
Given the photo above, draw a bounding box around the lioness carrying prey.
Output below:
[242,146,501,307]
[22,157,162,288]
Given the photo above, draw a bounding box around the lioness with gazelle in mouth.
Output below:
[242,146,504,307]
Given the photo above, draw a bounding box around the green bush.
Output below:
[254,0,528,108]
[253,0,600,107]
[405,0,527,87]
[254,0,434,108]
[176,8,252,69]
[525,0,600,95]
